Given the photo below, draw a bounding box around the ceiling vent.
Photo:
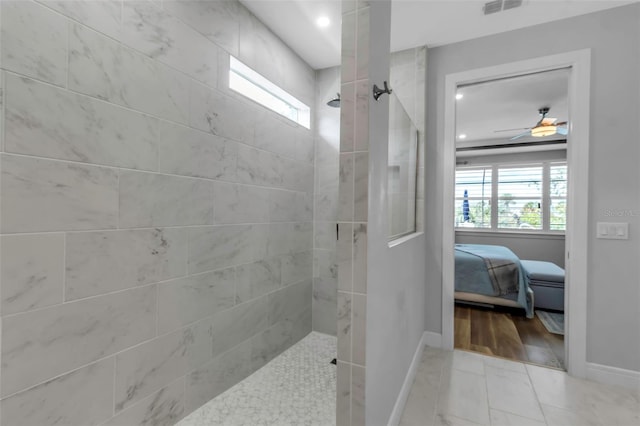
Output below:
[483,0,523,15]
[503,0,523,10]
[483,0,503,15]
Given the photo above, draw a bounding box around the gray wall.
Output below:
[456,232,565,268]
[366,42,427,426]
[426,4,640,372]
[313,66,341,335]
[0,1,315,425]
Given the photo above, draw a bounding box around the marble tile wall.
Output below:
[0,1,316,425]
[313,66,340,336]
[337,1,371,425]
[336,5,427,426]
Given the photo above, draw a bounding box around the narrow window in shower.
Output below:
[229,56,311,129]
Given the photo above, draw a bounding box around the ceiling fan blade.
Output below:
[556,121,567,126]
[494,127,531,133]
[510,131,530,140]
[557,127,568,136]
[541,117,557,125]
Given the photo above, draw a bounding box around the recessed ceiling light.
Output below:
[459,134,467,139]
[455,93,463,100]
[316,16,330,28]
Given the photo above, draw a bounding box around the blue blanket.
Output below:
[455,244,533,318]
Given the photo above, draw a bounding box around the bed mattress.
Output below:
[454,244,533,318]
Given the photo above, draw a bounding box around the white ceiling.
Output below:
[240,0,342,70]
[455,68,570,145]
[240,0,636,70]
[240,0,634,146]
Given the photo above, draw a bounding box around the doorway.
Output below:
[452,69,569,369]
[441,50,592,378]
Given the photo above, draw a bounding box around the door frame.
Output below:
[441,50,591,378]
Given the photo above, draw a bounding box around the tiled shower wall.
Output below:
[337,1,371,424]
[313,66,340,336]
[0,1,315,425]
[336,0,426,421]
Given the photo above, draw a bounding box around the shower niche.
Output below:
[388,92,419,241]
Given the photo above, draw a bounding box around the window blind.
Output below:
[455,162,567,232]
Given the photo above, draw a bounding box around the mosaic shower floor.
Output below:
[177,332,337,426]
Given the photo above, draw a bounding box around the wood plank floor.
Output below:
[454,303,565,369]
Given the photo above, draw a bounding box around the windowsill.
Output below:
[455,229,565,239]
[388,231,424,248]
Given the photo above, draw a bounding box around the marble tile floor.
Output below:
[400,347,640,426]
[177,332,337,426]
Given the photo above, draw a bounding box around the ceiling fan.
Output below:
[495,107,568,140]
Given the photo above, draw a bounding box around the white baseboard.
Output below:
[423,331,443,348]
[387,332,427,426]
[586,362,640,391]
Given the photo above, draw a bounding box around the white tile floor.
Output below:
[174,336,638,426]
[177,332,337,426]
[399,348,640,426]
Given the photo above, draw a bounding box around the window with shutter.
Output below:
[455,162,566,233]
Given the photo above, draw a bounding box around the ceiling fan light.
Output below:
[531,125,557,137]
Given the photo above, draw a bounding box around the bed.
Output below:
[455,244,534,318]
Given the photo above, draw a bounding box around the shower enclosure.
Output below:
[0,1,321,424]
[0,0,428,424]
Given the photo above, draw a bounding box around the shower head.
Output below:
[327,93,340,108]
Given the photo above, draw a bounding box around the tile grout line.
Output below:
[349,4,357,419]
[482,356,492,424]
[61,232,66,304]
[116,168,121,231]
[1,71,5,153]
[0,351,115,403]
[525,364,551,425]
[0,218,314,237]
[112,353,117,419]
[1,148,313,192]
[66,18,70,90]
[433,351,449,425]
[155,283,159,339]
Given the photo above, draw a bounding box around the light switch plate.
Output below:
[596,222,629,239]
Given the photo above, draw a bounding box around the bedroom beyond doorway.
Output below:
[451,68,570,371]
